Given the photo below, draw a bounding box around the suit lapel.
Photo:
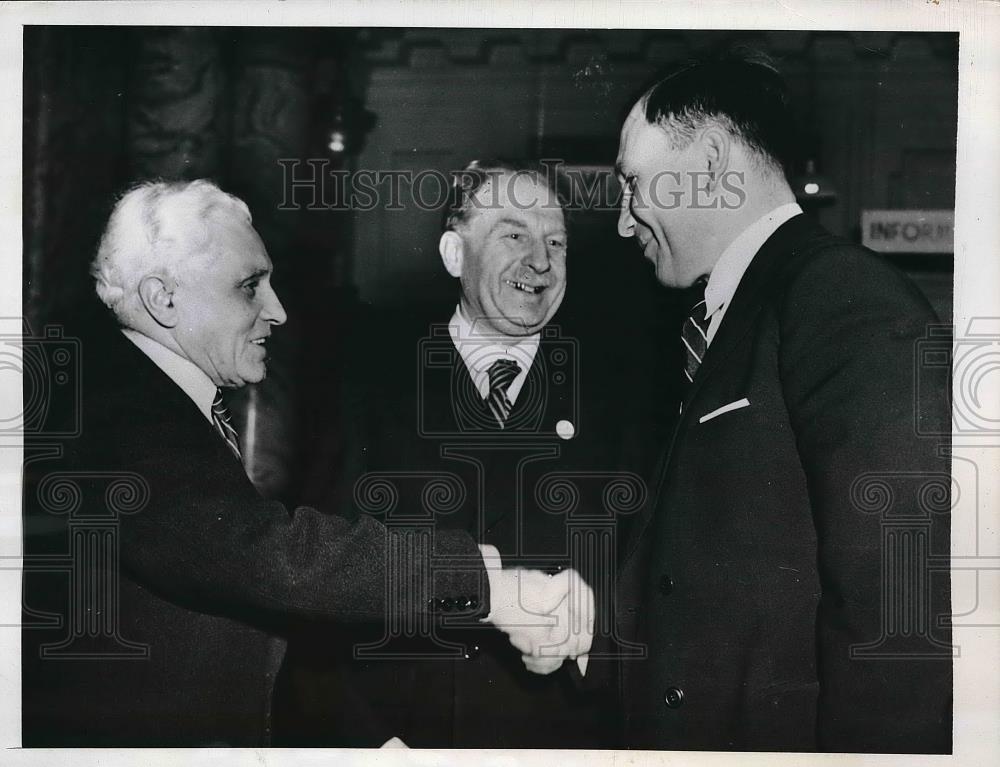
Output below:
[453,347,490,427]
[448,336,563,435]
[419,320,489,434]
[689,215,835,399]
[448,338,565,538]
[507,340,564,432]
[621,214,826,567]
[98,324,216,436]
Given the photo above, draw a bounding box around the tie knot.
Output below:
[681,299,711,384]
[211,389,242,461]
[687,298,710,333]
[211,389,229,417]
[484,358,521,429]
[487,358,521,395]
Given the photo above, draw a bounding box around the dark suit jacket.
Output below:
[283,315,646,748]
[21,320,491,747]
[601,214,952,752]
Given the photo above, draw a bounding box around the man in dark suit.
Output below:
[285,161,633,747]
[604,52,953,752]
[21,179,591,746]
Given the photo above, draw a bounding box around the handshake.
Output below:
[478,545,594,675]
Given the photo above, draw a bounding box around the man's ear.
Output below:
[439,231,464,278]
[700,126,731,192]
[137,274,179,328]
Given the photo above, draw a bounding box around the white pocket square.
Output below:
[698,398,751,424]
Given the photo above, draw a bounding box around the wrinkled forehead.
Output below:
[465,171,564,227]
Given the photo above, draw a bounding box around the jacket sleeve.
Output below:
[78,402,490,629]
[778,245,952,753]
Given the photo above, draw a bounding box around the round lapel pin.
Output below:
[556,419,575,440]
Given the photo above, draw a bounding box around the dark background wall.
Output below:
[350,30,957,315]
[22,27,959,501]
[23,26,366,498]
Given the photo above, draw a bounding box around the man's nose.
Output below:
[523,239,551,273]
[261,285,288,326]
[617,200,636,239]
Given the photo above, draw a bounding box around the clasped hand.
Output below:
[479,546,594,675]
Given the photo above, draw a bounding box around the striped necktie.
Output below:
[682,298,711,383]
[485,358,521,428]
[211,389,243,462]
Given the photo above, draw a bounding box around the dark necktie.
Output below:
[485,358,521,428]
[211,389,243,462]
[682,297,711,383]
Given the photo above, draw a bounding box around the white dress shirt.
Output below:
[703,202,803,345]
[447,305,539,405]
[121,328,217,423]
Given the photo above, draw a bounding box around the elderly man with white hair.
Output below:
[21,179,593,747]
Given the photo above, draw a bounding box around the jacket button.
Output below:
[659,574,674,596]
[664,686,684,708]
[441,597,456,612]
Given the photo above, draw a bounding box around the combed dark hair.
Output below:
[443,159,566,231]
[640,49,796,175]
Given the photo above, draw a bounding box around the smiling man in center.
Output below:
[436,161,568,421]
[286,160,623,748]
[440,160,567,341]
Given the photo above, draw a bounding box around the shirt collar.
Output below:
[447,304,539,403]
[121,328,218,423]
[704,202,803,318]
